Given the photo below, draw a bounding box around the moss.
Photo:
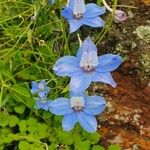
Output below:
[140,53,150,77]
[135,26,150,43]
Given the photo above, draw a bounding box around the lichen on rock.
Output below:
[135,26,150,43]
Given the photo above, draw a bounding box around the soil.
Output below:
[92,0,150,149]
[98,72,150,150]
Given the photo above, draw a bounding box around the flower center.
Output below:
[80,51,98,72]
[70,96,85,111]
[73,13,83,19]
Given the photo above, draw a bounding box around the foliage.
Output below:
[0,109,105,149]
[0,0,121,149]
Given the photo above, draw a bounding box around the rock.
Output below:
[134,26,150,43]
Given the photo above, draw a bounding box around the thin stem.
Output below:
[59,1,70,55]
[95,0,118,45]
[112,5,137,9]
[102,0,121,14]
[77,34,82,46]
[0,76,4,109]
[102,0,113,12]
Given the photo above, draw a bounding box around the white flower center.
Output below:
[73,0,85,19]
[80,51,98,72]
[70,96,85,111]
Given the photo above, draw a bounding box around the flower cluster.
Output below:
[30,0,126,133]
[30,80,51,111]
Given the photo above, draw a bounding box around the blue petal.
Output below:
[76,37,97,59]
[84,4,106,18]
[53,56,81,77]
[67,0,74,9]
[31,81,38,94]
[38,80,50,99]
[68,19,82,33]
[35,99,51,111]
[70,91,87,99]
[70,74,91,93]
[31,80,50,97]
[49,98,73,115]
[67,0,85,13]
[62,113,78,131]
[96,54,122,72]
[84,96,106,115]
[40,80,50,92]
[77,112,97,133]
[92,72,117,87]
[39,80,46,87]
[83,17,105,27]
[62,8,73,19]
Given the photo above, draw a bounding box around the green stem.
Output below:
[58,1,70,55]
[95,0,118,45]
[0,76,4,109]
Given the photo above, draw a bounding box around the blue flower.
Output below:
[30,80,50,99]
[35,97,51,111]
[53,37,122,93]
[49,92,106,133]
[62,0,106,33]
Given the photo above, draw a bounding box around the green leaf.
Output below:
[87,132,100,144]
[48,143,57,150]
[61,84,69,94]
[24,97,35,107]
[17,65,40,80]
[107,144,121,150]
[3,133,14,143]
[92,145,105,150]
[8,115,19,127]
[75,140,91,150]
[1,94,11,107]
[14,104,26,114]
[18,120,27,132]
[57,131,73,145]
[10,84,30,97]
[18,141,30,150]
[0,112,9,127]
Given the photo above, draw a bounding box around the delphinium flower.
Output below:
[30,80,51,110]
[102,0,127,23]
[49,92,106,133]
[53,37,122,93]
[62,0,106,33]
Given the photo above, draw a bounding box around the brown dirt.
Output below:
[93,0,150,149]
[98,71,150,149]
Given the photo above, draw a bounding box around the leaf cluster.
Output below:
[0,0,121,149]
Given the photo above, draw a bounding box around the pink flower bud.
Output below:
[114,10,127,23]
